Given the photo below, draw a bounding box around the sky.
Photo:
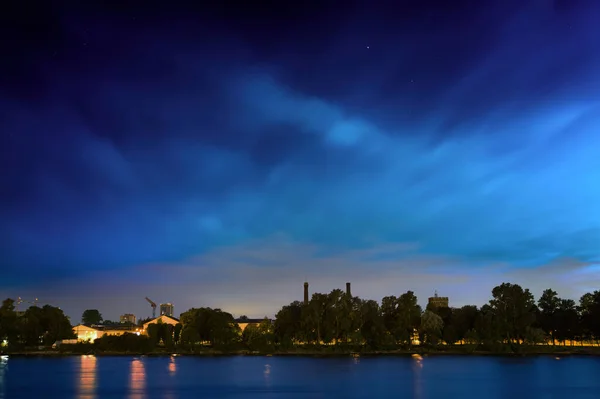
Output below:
[1,1,599,322]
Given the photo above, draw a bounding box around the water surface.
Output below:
[1,354,599,398]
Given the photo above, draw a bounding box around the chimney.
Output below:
[304,282,309,305]
[346,282,351,297]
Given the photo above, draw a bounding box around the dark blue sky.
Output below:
[1,1,599,321]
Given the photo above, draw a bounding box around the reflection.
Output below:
[264,364,271,388]
[168,356,177,375]
[412,354,423,399]
[78,355,97,399]
[0,355,7,399]
[129,358,146,399]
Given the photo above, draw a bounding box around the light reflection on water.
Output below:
[168,356,176,375]
[129,358,146,399]
[413,354,423,399]
[0,355,7,399]
[264,363,272,388]
[3,354,600,398]
[78,355,97,399]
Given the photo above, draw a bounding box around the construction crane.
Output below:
[16,297,39,311]
[145,297,157,318]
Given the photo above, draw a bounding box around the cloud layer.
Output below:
[1,2,599,319]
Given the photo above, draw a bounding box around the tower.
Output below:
[427,290,449,308]
[346,282,351,297]
[304,282,309,305]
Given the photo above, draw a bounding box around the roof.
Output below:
[74,324,100,330]
[76,324,138,331]
[143,314,180,324]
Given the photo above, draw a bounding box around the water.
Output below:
[1,354,600,398]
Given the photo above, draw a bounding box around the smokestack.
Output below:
[304,282,309,305]
[346,282,351,297]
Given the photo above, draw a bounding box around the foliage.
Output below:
[488,283,537,346]
[271,283,600,353]
[3,281,600,355]
[93,333,153,352]
[381,291,422,345]
[81,309,103,325]
[0,303,74,349]
[0,299,19,349]
[179,307,241,349]
[420,311,444,346]
[147,321,175,348]
[242,318,275,352]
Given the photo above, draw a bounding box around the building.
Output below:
[428,291,449,308]
[73,324,141,343]
[142,315,180,334]
[120,313,136,324]
[160,303,174,317]
[235,318,271,332]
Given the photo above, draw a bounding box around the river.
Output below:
[1,354,599,398]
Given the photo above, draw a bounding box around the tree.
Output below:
[18,305,74,346]
[179,307,240,349]
[554,299,578,345]
[381,291,421,345]
[273,301,304,347]
[242,318,274,352]
[322,289,346,344]
[489,283,537,347]
[0,299,18,349]
[446,305,479,345]
[538,289,561,345]
[81,309,103,325]
[420,311,444,346]
[303,293,328,344]
[579,291,600,342]
[427,304,454,344]
[174,323,183,345]
[356,299,387,349]
[94,333,152,353]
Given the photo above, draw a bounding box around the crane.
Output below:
[145,297,157,318]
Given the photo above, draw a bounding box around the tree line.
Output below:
[270,284,600,352]
[0,299,75,349]
[1,283,599,353]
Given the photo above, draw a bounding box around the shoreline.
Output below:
[4,347,600,358]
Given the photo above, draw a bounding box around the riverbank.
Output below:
[4,345,600,357]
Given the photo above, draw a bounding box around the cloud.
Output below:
[1,2,599,315]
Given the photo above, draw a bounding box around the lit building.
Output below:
[160,303,174,317]
[73,324,141,343]
[142,315,180,334]
[120,314,136,324]
[428,291,449,308]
